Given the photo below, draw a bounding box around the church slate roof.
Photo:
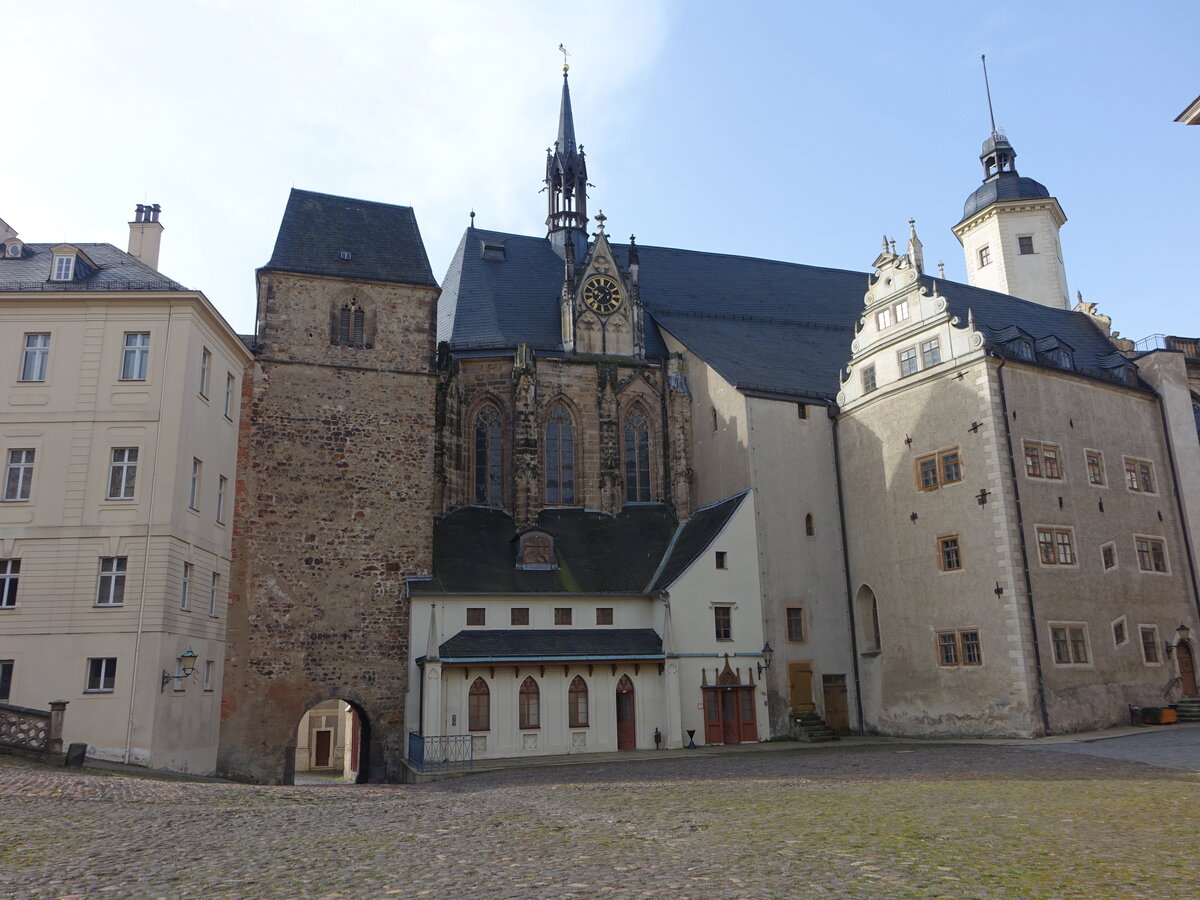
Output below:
[650,491,748,592]
[263,189,437,288]
[412,503,678,595]
[432,628,663,662]
[438,227,1130,400]
[0,243,184,291]
[960,172,1053,222]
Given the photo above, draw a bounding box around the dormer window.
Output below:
[52,255,75,281]
[3,239,22,259]
[1011,340,1034,361]
[481,241,506,262]
[1048,349,1072,369]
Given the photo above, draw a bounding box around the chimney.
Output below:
[127,203,164,270]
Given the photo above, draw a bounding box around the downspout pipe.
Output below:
[993,352,1052,736]
[829,405,865,734]
[1152,394,1200,622]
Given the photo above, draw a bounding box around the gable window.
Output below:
[120,333,151,381]
[0,660,11,701]
[199,348,211,398]
[596,607,613,625]
[898,347,918,377]
[714,605,733,641]
[938,534,962,571]
[52,255,75,281]
[180,562,191,610]
[1050,624,1090,665]
[894,300,910,322]
[715,551,727,569]
[20,334,50,382]
[1024,441,1062,480]
[209,574,220,617]
[224,373,236,419]
[0,559,19,608]
[937,630,982,667]
[96,557,127,606]
[468,678,490,731]
[1123,458,1155,494]
[1101,543,1117,571]
[1085,450,1105,486]
[510,607,529,626]
[189,459,202,510]
[86,657,117,692]
[876,307,893,330]
[1140,626,1161,665]
[785,606,806,642]
[1112,617,1128,648]
[624,410,652,503]
[554,607,572,626]
[978,246,992,267]
[4,449,35,501]
[1036,527,1076,566]
[545,404,576,505]
[568,675,589,727]
[861,364,877,393]
[466,607,485,626]
[518,676,540,729]
[334,302,366,346]
[473,405,503,506]
[107,448,138,500]
[1135,537,1169,574]
[921,338,941,368]
[1018,236,1034,255]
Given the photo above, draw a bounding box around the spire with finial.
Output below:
[546,47,589,258]
[469,209,475,228]
[938,260,946,279]
[977,55,1018,181]
[906,218,924,275]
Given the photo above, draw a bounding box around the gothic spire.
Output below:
[545,57,589,259]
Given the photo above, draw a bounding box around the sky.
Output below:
[2,1,1197,341]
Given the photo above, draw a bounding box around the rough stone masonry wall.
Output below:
[218,272,438,784]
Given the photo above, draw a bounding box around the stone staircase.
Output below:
[1174,696,1200,723]
[792,711,839,742]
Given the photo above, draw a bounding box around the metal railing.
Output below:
[408,732,473,772]
[1134,334,1200,361]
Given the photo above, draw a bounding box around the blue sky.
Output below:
[2,1,1196,340]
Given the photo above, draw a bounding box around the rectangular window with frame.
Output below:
[209,574,219,617]
[876,307,893,330]
[1112,617,1128,648]
[4,449,35,501]
[917,455,938,490]
[86,657,117,692]
[937,632,959,666]
[861,364,877,393]
[20,333,50,382]
[216,475,228,524]
[715,551,727,569]
[1140,626,1161,664]
[978,245,992,267]
[916,448,962,491]
[107,448,138,500]
[1135,536,1169,573]
[189,459,202,510]
[203,660,214,691]
[785,606,805,642]
[898,347,918,377]
[510,607,529,626]
[120,332,150,381]
[554,607,572,626]
[199,348,211,397]
[894,299,910,322]
[53,255,75,281]
[714,605,733,641]
[180,562,191,611]
[1124,458,1156,493]
[596,607,614,626]
[1085,450,1105,486]
[1101,543,1117,571]
[937,631,981,666]
[0,559,19,608]
[466,607,485,626]
[1050,624,1090,665]
[921,338,942,368]
[1036,527,1076,566]
[96,557,127,606]
[1024,441,1063,480]
[224,372,236,419]
[938,534,962,571]
[0,660,12,701]
[1018,235,1035,255]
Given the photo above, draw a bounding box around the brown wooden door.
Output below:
[314,730,332,768]
[788,663,814,712]
[704,691,722,744]
[738,688,758,742]
[616,676,636,750]
[721,690,739,744]
[1178,642,1198,697]
[822,675,850,734]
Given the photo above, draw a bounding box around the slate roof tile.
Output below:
[434,628,663,662]
[0,243,184,291]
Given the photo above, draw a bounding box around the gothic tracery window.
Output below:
[473,405,503,506]
[333,300,366,346]
[545,403,576,505]
[468,677,490,732]
[624,408,651,503]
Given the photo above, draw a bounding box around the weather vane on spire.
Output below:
[559,43,570,72]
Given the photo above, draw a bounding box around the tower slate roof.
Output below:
[263,188,437,287]
[960,171,1053,221]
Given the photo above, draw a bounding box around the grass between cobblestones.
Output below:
[1,744,1196,899]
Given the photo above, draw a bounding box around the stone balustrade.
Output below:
[0,700,68,754]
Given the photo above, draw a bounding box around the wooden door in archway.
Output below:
[1178,641,1198,696]
[616,675,636,750]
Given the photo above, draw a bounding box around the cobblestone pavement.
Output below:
[2,742,1197,900]
[1032,722,1200,771]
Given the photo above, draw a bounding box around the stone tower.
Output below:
[951,130,1070,310]
[218,189,439,783]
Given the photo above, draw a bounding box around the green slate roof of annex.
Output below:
[262,189,438,288]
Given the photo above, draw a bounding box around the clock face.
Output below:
[582,275,623,315]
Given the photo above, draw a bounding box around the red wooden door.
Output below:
[1178,642,1198,697]
[721,690,739,744]
[738,688,757,742]
[616,676,636,749]
[704,691,722,744]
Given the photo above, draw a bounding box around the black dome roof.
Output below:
[961,171,1051,221]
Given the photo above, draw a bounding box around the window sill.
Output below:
[860,650,881,658]
[104,497,136,503]
[0,499,31,504]
[93,603,124,609]
[519,726,541,731]
[0,604,19,610]
[83,689,114,694]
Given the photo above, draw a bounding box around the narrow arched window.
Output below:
[568,675,589,727]
[805,514,815,537]
[334,302,366,346]
[545,404,575,505]
[518,676,540,729]
[624,410,651,503]
[468,677,490,732]
[473,405,503,505]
